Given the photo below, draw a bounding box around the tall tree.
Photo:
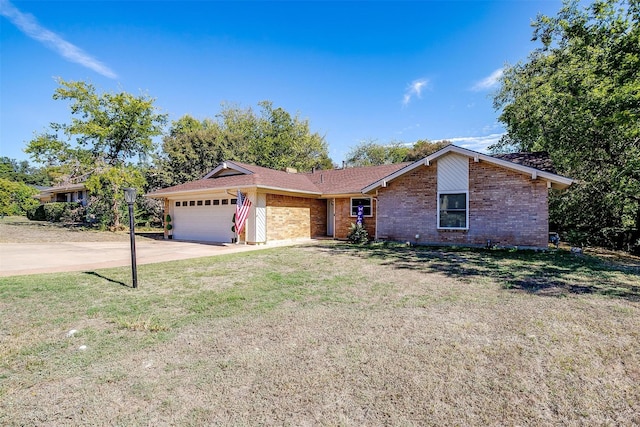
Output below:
[156,115,235,187]
[405,139,452,161]
[25,79,167,229]
[0,157,50,186]
[345,139,451,166]
[159,102,333,186]
[0,178,39,216]
[345,140,409,166]
[493,0,640,251]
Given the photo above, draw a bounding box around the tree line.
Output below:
[3,77,450,228]
[3,0,638,253]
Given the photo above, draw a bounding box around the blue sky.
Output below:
[1,0,563,165]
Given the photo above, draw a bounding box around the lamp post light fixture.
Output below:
[123,187,138,289]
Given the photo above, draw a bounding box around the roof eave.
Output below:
[363,145,574,192]
[202,160,254,179]
[145,184,322,198]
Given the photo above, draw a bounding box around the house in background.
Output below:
[35,183,89,206]
[147,146,573,249]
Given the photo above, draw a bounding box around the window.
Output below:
[189,200,195,206]
[438,193,467,229]
[205,200,211,206]
[182,201,187,207]
[213,199,220,206]
[231,198,237,205]
[350,198,372,217]
[221,199,229,205]
[197,200,203,206]
[175,201,180,207]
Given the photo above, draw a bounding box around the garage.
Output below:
[171,197,236,243]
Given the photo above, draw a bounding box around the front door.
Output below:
[327,198,335,237]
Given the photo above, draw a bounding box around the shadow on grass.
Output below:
[312,242,640,302]
[84,271,130,288]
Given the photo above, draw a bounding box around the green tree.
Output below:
[0,178,39,216]
[159,102,333,186]
[156,115,239,187]
[345,139,451,166]
[493,0,640,252]
[0,157,50,186]
[248,101,333,171]
[25,79,167,229]
[85,166,146,229]
[405,139,452,161]
[345,140,409,166]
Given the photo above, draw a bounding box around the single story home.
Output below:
[35,182,89,206]
[147,145,573,249]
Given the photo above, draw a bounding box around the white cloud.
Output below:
[471,68,503,91]
[402,78,429,106]
[0,0,117,79]
[438,133,505,153]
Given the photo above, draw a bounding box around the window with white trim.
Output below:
[438,192,468,229]
[350,198,372,217]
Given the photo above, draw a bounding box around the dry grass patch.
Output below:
[1,241,638,425]
[0,216,131,243]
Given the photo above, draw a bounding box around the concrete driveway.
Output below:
[0,238,286,277]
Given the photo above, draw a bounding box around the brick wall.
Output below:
[376,160,549,248]
[266,194,326,241]
[334,197,377,239]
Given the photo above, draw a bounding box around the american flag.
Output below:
[235,190,252,235]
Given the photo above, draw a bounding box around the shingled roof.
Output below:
[148,148,570,198]
[491,152,557,174]
[303,162,412,195]
[147,161,410,197]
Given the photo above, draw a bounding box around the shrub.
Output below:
[347,223,369,244]
[39,202,85,223]
[27,204,46,221]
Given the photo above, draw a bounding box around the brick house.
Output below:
[147,145,572,249]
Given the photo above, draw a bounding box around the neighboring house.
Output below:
[146,145,573,249]
[35,183,89,206]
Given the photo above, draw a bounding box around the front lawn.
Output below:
[1,242,638,425]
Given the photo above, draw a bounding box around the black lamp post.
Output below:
[123,187,138,288]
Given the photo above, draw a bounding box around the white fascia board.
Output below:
[320,192,367,199]
[146,184,321,199]
[47,183,88,192]
[145,185,256,199]
[467,151,574,189]
[254,185,322,197]
[201,161,254,179]
[362,145,573,192]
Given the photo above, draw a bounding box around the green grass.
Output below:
[1,241,638,425]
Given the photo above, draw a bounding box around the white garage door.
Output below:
[172,198,236,243]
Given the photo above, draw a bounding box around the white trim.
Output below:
[437,191,469,230]
[255,185,321,196]
[202,161,254,179]
[363,145,573,193]
[147,184,322,198]
[350,197,373,217]
[373,198,378,240]
[327,198,335,237]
